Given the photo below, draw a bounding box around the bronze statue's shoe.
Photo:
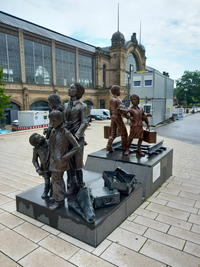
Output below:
[66,183,79,196]
[49,201,64,211]
[106,146,114,152]
[49,195,55,201]
[41,191,48,199]
[124,149,130,156]
[136,149,145,156]
[78,182,85,190]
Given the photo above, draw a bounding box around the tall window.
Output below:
[0,32,21,82]
[24,39,52,85]
[103,64,106,88]
[55,48,76,86]
[30,101,50,111]
[125,53,138,89]
[100,100,105,109]
[78,55,94,88]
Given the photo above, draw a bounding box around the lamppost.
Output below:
[184,89,188,113]
[127,64,133,107]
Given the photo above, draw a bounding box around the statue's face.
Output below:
[68,83,77,97]
[116,88,121,96]
[131,96,139,106]
[50,117,62,129]
[36,134,45,146]
[48,101,54,110]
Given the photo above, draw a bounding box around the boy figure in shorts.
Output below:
[121,94,150,156]
[29,133,52,199]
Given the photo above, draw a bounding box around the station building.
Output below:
[0,11,172,126]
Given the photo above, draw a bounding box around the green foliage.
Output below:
[0,66,11,120]
[83,101,90,115]
[176,70,200,103]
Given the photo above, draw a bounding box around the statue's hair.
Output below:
[29,133,40,146]
[49,110,63,121]
[111,85,120,95]
[48,94,63,111]
[130,94,140,103]
[72,82,85,99]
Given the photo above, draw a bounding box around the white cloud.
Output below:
[1,0,200,80]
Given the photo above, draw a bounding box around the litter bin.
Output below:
[172,113,177,121]
[186,109,189,113]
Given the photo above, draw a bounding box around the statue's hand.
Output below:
[37,169,43,175]
[146,125,150,130]
[130,117,135,122]
[58,158,67,168]
[43,128,48,135]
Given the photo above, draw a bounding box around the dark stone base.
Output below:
[84,143,173,199]
[16,142,173,247]
[16,170,143,247]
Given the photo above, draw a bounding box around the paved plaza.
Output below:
[0,118,200,267]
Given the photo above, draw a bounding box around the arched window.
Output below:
[30,101,50,111]
[100,100,105,109]
[103,65,106,88]
[1,102,21,125]
[125,53,139,89]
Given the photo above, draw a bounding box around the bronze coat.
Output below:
[49,124,80,172]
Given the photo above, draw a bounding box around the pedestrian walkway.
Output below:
[0,120,200,267]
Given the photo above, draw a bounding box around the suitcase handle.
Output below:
[103,198,112,205]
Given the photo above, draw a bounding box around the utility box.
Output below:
[18,111,49,127]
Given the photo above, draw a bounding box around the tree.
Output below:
[0,66,11,120]
[176,71,200,104]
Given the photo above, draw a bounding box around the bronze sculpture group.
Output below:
[29,83,151,213]
[106,85,151,156]
[30,82,87,211]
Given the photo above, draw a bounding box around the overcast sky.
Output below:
[1,0,200,84]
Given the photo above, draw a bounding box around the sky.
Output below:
[1,0,200,84]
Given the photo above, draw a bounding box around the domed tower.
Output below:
[111,30,125,48]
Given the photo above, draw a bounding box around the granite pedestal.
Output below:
[16,142,173,247]
[16,170,143,247]
[84,142,173,199]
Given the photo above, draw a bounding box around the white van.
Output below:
[90,109,110,119]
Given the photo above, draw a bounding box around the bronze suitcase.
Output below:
[104,125,120,139]
[90,187,120,209]
[143,129,157,143]
[104,125,111,139]
[103,169,136,195]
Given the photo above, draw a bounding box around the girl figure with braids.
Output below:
[44,94,64,139]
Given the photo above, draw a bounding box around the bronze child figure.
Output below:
[29,133,52,199]
[44,93,64,139]
[106,85,128,152]
[48,110,80,211]
[121,94,150,156]
[63,82,88,195]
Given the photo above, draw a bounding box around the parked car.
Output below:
[0,126,10,134]
[191,108,197,113]
[196,107,200,112]
[90,115,104,120]
[12,119,19,126]
[87,115,92,123]
[90,109,110,119]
